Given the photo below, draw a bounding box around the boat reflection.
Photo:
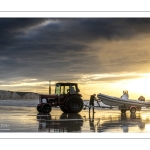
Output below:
[97,113,145,132]
[37,113,83,132]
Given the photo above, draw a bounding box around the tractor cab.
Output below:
[55,83,80,95]
[37,82,83,114]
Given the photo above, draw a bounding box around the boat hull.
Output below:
[97,93,150,108]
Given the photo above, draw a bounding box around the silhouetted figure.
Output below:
[121,90,129,99]
[70,86,76,94]
[89,94,96,113]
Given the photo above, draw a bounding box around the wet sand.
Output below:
[0,105,150,133]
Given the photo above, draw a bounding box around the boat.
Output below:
[97,93,150,113]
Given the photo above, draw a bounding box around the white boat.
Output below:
[97,93,150,113]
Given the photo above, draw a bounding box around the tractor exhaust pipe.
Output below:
[49,80,51,95]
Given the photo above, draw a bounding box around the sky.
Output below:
[1,18,150,100]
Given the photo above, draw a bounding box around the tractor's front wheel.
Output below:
[65,96,83,113]
[37,105,42,112]
[42,104,52,113]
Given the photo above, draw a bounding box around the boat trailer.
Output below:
[83,100,114,110]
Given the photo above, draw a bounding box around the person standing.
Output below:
[89,94,96,113]
[121,90,129,99]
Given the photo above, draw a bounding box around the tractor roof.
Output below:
[56,83,78,86]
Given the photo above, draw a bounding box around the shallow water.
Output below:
[0,100,150,132]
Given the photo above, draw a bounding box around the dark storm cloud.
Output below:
[1,18,150,83]
[49,18,150,41]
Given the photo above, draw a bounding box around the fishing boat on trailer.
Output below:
[97,93,150,113]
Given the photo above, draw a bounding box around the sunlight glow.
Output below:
[1,73,150,100]
[79,73,150,100]
[107,77,150,99]
[121,77,150,99]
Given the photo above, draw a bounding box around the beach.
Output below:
[0,99,150,133]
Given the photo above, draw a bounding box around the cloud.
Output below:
[1,18,150,90]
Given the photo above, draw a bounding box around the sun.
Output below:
[119,74,150,100]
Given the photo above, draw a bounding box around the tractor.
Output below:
[36,83,83,113]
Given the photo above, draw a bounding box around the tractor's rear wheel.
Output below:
[42,104,52,113]
[65,96,83,113]
[37,105,42,112]
[60,106,70,113]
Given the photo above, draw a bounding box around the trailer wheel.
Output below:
[60,106,70,113]
[65,96,83,113]
[121,109,126,113]
[130,107,136,113]
[37,105,42,112]
[42,104,52,113]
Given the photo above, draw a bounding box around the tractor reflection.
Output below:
[37,113,83,132]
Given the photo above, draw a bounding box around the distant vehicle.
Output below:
[37,83,83,113]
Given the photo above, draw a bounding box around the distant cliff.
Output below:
[0,90,39,100]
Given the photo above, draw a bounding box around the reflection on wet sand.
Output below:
[0,106,150,132]
[97,113,145,132]
[37,111,146,133]
[37,113,83,132]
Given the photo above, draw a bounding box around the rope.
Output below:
[80,91,91,96]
